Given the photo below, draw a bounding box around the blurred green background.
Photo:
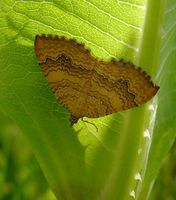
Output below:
[0,111,56,200]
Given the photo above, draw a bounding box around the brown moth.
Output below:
[34,35,159,124]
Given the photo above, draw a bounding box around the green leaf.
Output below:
[0,0,176,200]
[139,0,176,198]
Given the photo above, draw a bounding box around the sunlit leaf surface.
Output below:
[0,0,176,199]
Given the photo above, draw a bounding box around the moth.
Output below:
[34,35,159,124]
